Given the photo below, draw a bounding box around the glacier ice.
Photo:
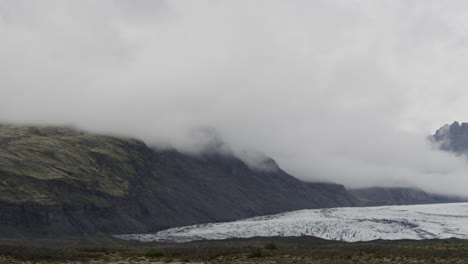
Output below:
[116,203,468,242]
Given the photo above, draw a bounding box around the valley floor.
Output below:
[0,236,467,264]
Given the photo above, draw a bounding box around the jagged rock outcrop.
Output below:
[432,121,468,154]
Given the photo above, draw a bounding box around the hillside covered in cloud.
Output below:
[0,124,463,237]
[2,1,468,196]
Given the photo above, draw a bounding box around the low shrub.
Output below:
[264,241,278,250]
[247,248,263,258]
[162,256,174,263]
[141,248,165,258]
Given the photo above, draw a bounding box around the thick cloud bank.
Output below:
[2,0,468,195]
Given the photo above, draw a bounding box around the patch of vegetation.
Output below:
[140,248,165,258]
[0,124,149,205]
[246,247,263,258]
[264,241,278,250]
[162,256,174,263]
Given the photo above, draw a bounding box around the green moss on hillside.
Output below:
[0,124,148,206]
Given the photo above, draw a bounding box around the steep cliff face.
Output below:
[0,124,357,237]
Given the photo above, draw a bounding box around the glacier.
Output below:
[116,203,468,243]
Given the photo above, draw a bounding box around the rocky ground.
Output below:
[0,236,466,263]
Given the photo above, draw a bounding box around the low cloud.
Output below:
[2,0,468,196]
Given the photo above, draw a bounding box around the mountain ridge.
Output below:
[0,124,464,237]
[349,187,466,206]
[0,124,357,237]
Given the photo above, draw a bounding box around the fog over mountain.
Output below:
[2,1,468,196]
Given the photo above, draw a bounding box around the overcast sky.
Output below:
[2,0,468,196]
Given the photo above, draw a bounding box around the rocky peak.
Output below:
[432,121,468,154]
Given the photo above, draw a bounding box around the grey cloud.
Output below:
[2,0,468,196]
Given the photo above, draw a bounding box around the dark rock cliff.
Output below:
[0,124,357,237]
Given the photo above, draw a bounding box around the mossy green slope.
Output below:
[0,124,147,206]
